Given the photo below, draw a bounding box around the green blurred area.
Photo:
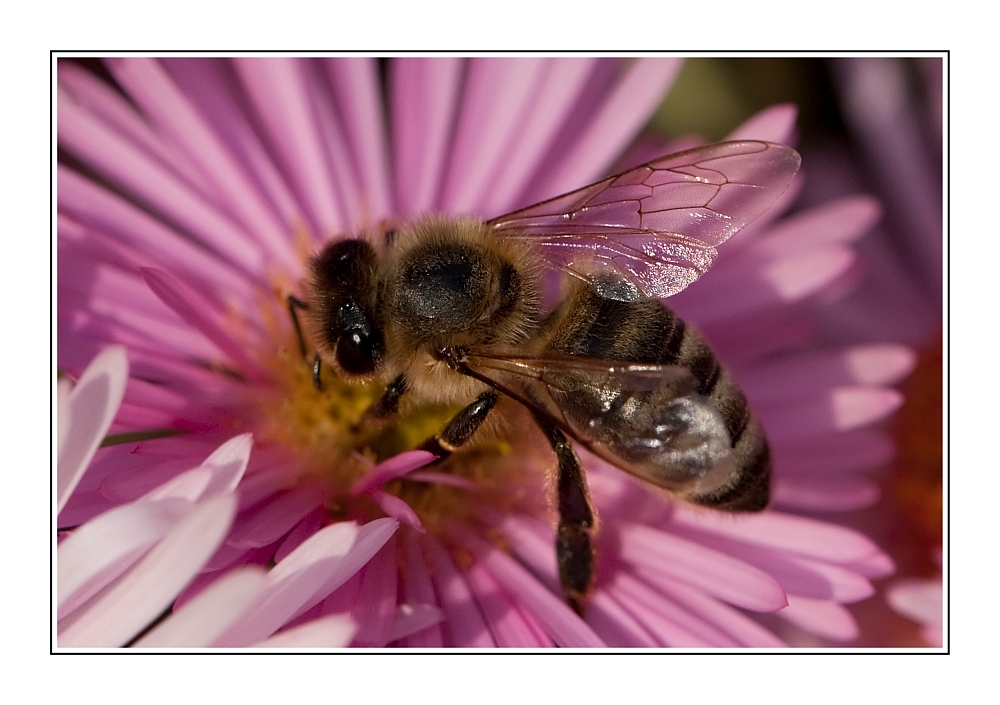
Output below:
[651,58,845,142]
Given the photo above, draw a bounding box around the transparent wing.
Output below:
[463,351,735,493]
[488,141,801,300]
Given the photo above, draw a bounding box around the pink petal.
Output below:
[351,536,398,647]
[100,458,204,503]
[58,497,192,612]
[742,345,915,403]
[58,166,252,300]
[689,536,875,604]
[834,58,942,295]
[726,104,798,143]
[159,58,306,235]
[778,595,860,642]
[672,507,886,567]
[212,518,397,647]
[234,58,343,235]
[390,58,463,217]
[143,433,253,503]
[921,622,943,648]
[255,614,356,648]
[759,387,904,441]
[463,560,554,647]
[846,552,896,579]
[323,58,394,221]
[762,246,856,302]
[772,476,880,511]
[480,58,597,216]
[616,523,788,612]
[370,490,425,533]
[57,378,72,451]
[228,482,329,549]
[349,450,437,495]
[464,532,605,647]
[58,61,216,195]
[388,604,445,643]
[605,572,734,647]
[58,92,265,276]
[104,58,298,273]
[57,489,119,529]
[133,566,268,647]
[397,533,443,647]
[425,537,495,647]
[585,590,659,647]
[58,346,129,512]
[771,429,894,476]
[886,578,942,627]
[273,507,327,564]
[536,58,682,199]
[650,575,787,647]
[59,493,237,647]
[305,63,362,230]
[676,247,856,326]
[59,269,220,364]
[311,572,362,616]
[499,515,560,593]
[753,195,882,256]
[230,462,300,511]
[140,267,263,375]
[440,58,548,213]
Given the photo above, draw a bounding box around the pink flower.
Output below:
[58,57,909,648]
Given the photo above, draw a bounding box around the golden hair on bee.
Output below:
[288,141,801,613]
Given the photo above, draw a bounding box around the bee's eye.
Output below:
[334,301,384,376]
[336,329,382,375]
[317,239,376,283]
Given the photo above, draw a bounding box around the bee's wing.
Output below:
[488,141,801,300]
[464,352,735,494]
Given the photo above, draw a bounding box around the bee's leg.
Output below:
[419,390,499,461]
[351,374,408,432]
[312,353,323,391]
[287,295,325,392]
[533,413,596,616]
[366,374,408,419]
[286,295,310,359]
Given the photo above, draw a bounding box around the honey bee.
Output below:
[288,141,801,614]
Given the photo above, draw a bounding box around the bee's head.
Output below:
[308,238,385,377]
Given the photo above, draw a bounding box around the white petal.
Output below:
[212,518,398,647]
[57,346,129,512]
[59,493,236,647]
[887,578,942,626]
[142,433,253,502]
[58,498,192,611]
[133,566,268,647]
[57,378,72,455]
[253,614,356,648]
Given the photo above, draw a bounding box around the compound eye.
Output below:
[336,329,384,376]
[333,301,384,376]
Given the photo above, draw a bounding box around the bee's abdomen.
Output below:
[547,289,769,511]
[673,327,748,449]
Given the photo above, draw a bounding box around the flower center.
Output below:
[247,287,548,535]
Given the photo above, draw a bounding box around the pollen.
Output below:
[247,291,546,535]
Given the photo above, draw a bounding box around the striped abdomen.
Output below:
[544,286,769,511]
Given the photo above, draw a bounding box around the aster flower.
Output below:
[57,57,907,648]
[801,57,944,647]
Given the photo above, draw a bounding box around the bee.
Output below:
[288,141,801,614]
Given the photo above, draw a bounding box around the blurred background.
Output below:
[654,56,944,647]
